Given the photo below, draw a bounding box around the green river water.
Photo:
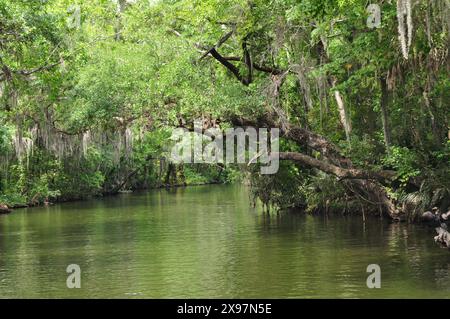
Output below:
[0,184,449,298]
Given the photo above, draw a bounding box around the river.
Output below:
[0,184,449,298]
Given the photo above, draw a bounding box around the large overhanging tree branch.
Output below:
[199,30,234,61]
[230,116,345,164]
[281,136,402,219]
[199,31,285,86]
[275,152,396,183]
[219,56,283,74]
[232,113,407,220]
[209,48,250,85]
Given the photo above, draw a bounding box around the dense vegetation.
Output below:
[0,0,448,221]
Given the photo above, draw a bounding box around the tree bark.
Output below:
[422,89,441,145]
[332,80,352,143]
[380,76,391,154]
[114,0,128,41]
[276,152,396,183]
[231,116,347,164]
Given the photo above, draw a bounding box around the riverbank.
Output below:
[0,180,225,213]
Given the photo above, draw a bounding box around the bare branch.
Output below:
[209,48,250,85]
[13,61,61,76]
[199,30,234,61]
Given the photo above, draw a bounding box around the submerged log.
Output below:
[0,204,12,214]
[434,226,450,248]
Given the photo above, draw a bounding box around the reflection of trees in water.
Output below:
[434,267,450,289]
[254,212,450,296]
[253,213,374,297]
[383,222,450,289]
[2,185,449,297]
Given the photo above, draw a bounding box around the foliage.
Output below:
[382,146,421,185]
[0,0,448,216]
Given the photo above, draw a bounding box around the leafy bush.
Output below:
[382,146,421,185]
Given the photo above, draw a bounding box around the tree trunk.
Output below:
[332,81,352,142]
[423,89,441,145]
[380,76,391,154]
[114,0,128,41]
